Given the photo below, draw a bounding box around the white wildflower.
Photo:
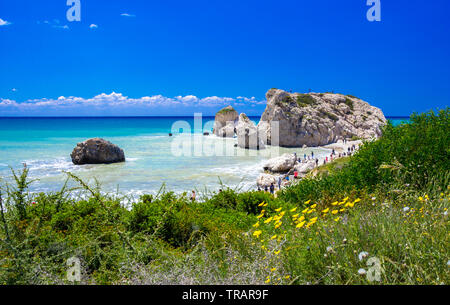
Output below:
[358,251,369,261]
[403,207,410,212]
[358,268,367,276]
[326,246,333,253]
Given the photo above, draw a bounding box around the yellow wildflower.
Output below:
[274,250,281,255]
[271,267,277,272]
[296,221,306,228]
[302,208,309,214]
[292,213,299,218]
[305,199,311,205]
[322,208,330,213]
[290,207,297,212]
[331,201,338,206]
[275,222,282,229]
[353,198,361,203]
[331,210,338,215]
[271,235,277,240]
[334,216,340,222]
[253,222,260,228]
[265,277,270,284]
[310,217,318,223]
[258,202,265,207]
[264,217,273,224]
[310,204,317,209]
[275,207,282,212]
[306,221,315,228]
[343,196,349,202]
[285,275,290,279]
[253,230,262,238]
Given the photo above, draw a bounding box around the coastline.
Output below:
[0,115,406,196]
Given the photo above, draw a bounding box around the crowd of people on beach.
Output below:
[258,143,359,195]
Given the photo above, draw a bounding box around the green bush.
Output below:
[236,191,274,215]
[281,108,450,203]
[296,94,317,107]
[209,188,239,210]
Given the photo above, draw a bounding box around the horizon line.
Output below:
[0,115,411,119]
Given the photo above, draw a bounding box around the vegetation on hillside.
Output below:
[0,108,448,285]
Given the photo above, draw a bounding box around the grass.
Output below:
[0,108,449,285]
[308,157,351,177]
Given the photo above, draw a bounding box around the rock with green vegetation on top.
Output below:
[213,105,239,137]
[257,89,387,147]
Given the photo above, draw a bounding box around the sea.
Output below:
[0,116,409,198]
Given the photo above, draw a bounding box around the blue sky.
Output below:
[0,0,449,116]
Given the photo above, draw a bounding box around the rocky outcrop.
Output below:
[237,113,265,150]
[257,89,387,147]
[213,106,239,137]
[294,160,316,175]
[263,153,296,173]
[257,173,277,188]
[71,138,125,165]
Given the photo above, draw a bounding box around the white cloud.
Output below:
[11,88,17,92]
[120,13,136,17]
[0,18,11,26]
[53,25,69,30]
[0,93,267,116]
[89,24,98,29]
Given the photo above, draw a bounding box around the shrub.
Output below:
[236,191,274,215]
[344,97,354,111]
[209,188,239,210]
[296,94,317,107]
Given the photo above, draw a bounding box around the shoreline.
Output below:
[256,139,363,191]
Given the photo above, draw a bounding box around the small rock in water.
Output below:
[71,138,125,165]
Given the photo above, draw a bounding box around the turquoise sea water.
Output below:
[0,117,409,196]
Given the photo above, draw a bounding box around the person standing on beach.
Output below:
[315,158,319,167]
[190,190,196,202]
[278,176,282,190]
[264,185,268,192]
[294,152,297,163]
[269,183,275,194]
[311,151,314,158]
